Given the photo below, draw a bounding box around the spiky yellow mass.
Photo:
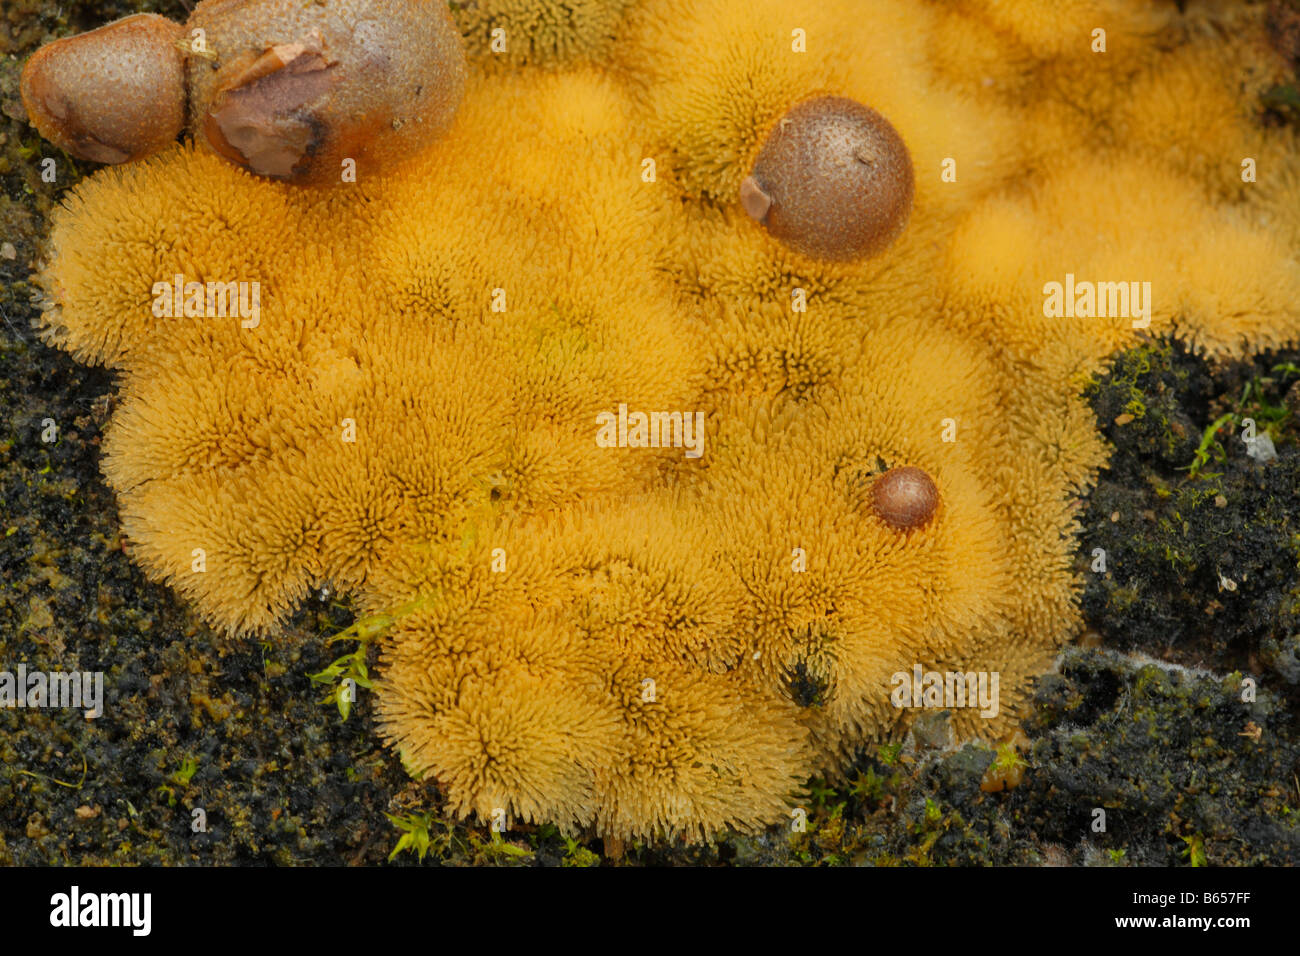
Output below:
[449,0,640,67]
[35,0,1300,841]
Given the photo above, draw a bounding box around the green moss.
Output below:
[1082,338,1300,681]
[559,835,601,867]
[1180,833,1208,867]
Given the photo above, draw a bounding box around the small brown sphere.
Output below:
[20,14,186,165]
[741,96,914,261]
[186,0,467,185]
[871,466,939,531]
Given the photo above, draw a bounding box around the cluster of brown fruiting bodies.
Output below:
[20,0,467,184]
[19,2,936,576]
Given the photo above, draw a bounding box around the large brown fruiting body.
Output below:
[741,95,914,261]
[186,0,468,184]
[871,466,939,530]
[20,14,186,165]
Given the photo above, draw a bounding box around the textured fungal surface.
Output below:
[26,0,1300,845]
[448,0,640,68]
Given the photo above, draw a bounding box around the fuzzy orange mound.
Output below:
[36,0,1300,842]
[374,499,812,840]
[40,69,699,634]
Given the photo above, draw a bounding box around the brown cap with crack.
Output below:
[741,96,914,262]
[20,14,186,165]
[186,0,467,185]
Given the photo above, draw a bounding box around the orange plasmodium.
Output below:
[38,68,698,638]
[35,0,1300,842]
[449,0,642,68]
[376,498,811,840]
[694,319,1079,757]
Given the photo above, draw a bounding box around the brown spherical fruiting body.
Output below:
[20,14,186,165]
[186,0,468,185]
[871,466,939,531]
[741,96,914,261]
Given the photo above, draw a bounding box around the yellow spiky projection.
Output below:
[33,0,1300,842]
[450,0,641,67]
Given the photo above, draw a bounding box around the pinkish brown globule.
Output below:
[21,14,187,165]
[871,466,940,530]
[742,95,914,261]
